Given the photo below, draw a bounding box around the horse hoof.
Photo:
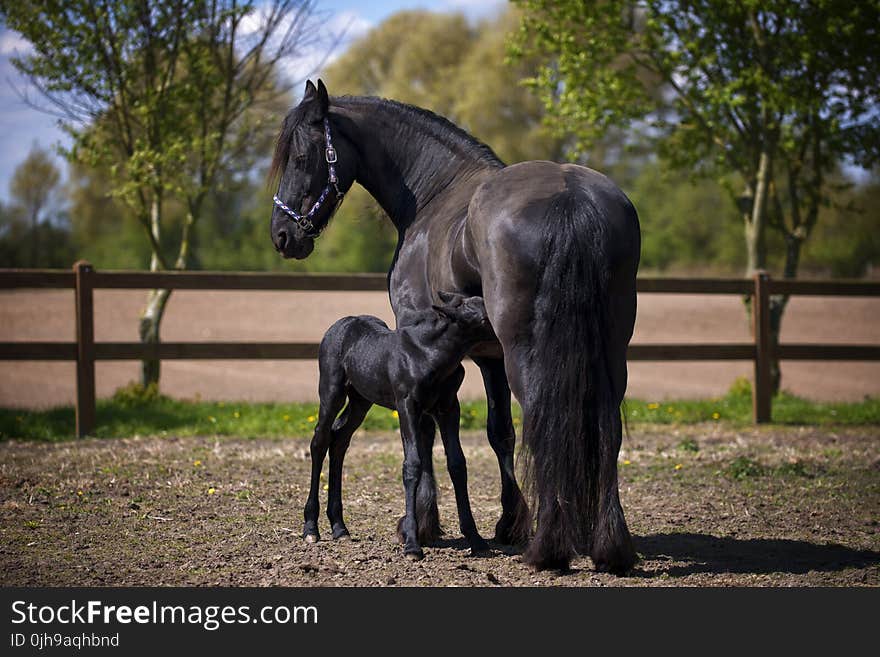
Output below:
[469,539,491,556]
[405,549,424,561]
[303,534,319,544]
[334,532,352,542]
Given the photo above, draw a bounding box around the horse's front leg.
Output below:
[474,356,531,545]
[397,397,426,560]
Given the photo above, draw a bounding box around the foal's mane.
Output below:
[269,95,505,185]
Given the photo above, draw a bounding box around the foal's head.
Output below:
[269,79,354,259]
[432,291,494,343]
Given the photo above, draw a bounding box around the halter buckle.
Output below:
[325,147,337,164]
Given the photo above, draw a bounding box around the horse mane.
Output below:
[269,94,505,185]
[334,95,505,168]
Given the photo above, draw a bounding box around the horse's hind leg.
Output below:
[474,357,530,545]
[303,364,347,543]
[435,394,490,554]
[589,332,637,574]
[326,393,371,540]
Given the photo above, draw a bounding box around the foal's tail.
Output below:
[520,189,635,573]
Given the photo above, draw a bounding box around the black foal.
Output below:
[303,292,495,559]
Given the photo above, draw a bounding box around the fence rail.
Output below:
[1,262,878,436]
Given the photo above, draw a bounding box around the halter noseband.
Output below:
[273,117,345,238]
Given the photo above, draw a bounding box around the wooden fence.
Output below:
[1,261,879,436]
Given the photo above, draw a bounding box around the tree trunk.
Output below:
[139,195,171,387]
[744,151,771,277]
[767,231,805,394]
[139,288,172,386]
[30,208,39,267]
[741,151,781,393]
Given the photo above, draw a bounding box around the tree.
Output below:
[2,0,330,386]
[511,0,880,392]
[9,144,61,266]
[312,8,565,274]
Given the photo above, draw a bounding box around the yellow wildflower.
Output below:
[207,487,216,495]
[283,414,290,422]
[307,415,316,423]
[674,464,682,471]
[623,460,631,466]
[233,411,240,419]
[647,402,660,410]
[391,410,399,419]
[712,412,721,420]
[193,460,202,467]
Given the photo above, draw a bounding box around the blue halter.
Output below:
[273,117,345,238]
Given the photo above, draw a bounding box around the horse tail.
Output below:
[520,188,636,572]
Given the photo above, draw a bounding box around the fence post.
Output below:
[74,261,96,437]
[752,270,772,423]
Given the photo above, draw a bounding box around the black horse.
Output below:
[270,80,641,573]
[304,292,494,559]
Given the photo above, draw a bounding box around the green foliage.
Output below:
[511,0,880,283]
[0,145,74,267]
[625,162,745,271]
[801,176,880,277]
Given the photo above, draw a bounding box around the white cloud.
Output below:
[0,29,32,56]
[236,4,373,90]
[279,9,373,84]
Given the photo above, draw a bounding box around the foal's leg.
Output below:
[303,367,347,543]
[397,415,441,545]
[474,357,531,545]
[326,394,371,540]
[435,393,490,554]
[414,415,441,543]
[397,398,426,560]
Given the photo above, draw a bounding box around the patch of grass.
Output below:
[1,378,876,442]
[725,456,767,480]
[624,377,880,426]
[677,437,700,453]
[724,456,821,481]
[774,460,818,478]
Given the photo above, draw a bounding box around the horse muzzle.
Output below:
[272,221,315,260]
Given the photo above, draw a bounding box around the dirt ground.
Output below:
[1,424,877,587]
[1,290,878,408]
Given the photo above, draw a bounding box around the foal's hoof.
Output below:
[405,549,425,561]
[303,533,320,544]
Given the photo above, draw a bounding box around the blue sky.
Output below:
[0,0,504,204]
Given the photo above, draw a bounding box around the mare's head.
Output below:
[432,291,494,342]
[269,79,353,259]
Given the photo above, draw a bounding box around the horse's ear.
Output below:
[315,79,329,118]
[303,79,317,100]
[431,304,456,321]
